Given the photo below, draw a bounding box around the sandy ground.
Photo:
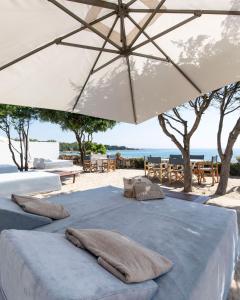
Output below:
[42,168,240,299]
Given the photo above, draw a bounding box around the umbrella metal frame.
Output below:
[1,0,240,122]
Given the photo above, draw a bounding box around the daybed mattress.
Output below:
[36,187,238,300]
[0,187,238,300]
[0,171,61,197]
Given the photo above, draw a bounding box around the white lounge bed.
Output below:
[0,187,237,300]
[0,164,18,174]
[0,171,61,197]
[33,158,73,169]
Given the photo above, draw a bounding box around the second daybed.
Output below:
[0,171,61,197]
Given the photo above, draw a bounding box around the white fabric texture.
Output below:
[0,0,239,123]
[0,230,158,300]
[33,158,73,169]
[0,171,61,198]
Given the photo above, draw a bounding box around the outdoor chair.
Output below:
[106,155,117,171]
[83,157,98,173]
[168,157,184,184]
[108,159,116,171]
[190,155,205,160]
[169,154,183,159]
[144,157,168,183]
[196,156,219,186]
[190,155,205,178]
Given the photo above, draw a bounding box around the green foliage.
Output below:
[105,145,138,150]
[38,109,116,136]
[84,142,106,155]
[132,157,144,169]
[230,163,240,176]
[236,156,240,163]
[0,104,39,171]
[0,104,38,127]
[38,108,116,162]
[60,142,106,155]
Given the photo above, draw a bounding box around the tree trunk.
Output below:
[75,132,85,165]
[182,150,192,193]
[216,117,240,195]
[215,155,231,195]
[23,123,30,171]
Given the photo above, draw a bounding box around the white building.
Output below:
[0,135,59,165]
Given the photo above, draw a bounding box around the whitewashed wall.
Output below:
[0,136,59,165]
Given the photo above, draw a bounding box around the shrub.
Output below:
[230,163,240,176]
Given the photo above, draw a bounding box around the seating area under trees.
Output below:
[158,83,240,195]
[144,155,219,187]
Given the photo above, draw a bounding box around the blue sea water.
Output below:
[107,148,240,162]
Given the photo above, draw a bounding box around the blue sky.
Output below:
[30,107,240,149]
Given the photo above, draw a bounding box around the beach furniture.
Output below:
[190,154,205,161]
[33,158,73,169]
[0,164,18,174]
[144,157,168,183]
[196,156,219,185]
[0,186,237,300]
[100,158,116,172]
[169,154,183,159]
[168,157,184,184]
[83,156,98,172]
[47,170,80,183]
[0,171,61,198]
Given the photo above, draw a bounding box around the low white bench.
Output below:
[33,158,73,169]
[0,171,62,198]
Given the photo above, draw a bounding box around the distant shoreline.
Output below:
[61,148,240,162]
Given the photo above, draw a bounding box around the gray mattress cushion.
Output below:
[36,187,238,300]
[0,230,158,300]
[0,198,52,231]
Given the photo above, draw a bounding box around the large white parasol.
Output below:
[0,0,240,123]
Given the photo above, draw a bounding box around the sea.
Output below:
[62,148,240,162]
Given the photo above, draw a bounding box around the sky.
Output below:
[29,106,240,149]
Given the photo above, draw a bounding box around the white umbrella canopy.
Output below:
[0,0,240,123]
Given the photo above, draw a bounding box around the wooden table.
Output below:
[47,170,80,183]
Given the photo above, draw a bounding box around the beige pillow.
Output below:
[134,182,165,201]
[123,177,152,198]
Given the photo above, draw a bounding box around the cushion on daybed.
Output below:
[134,182,165,201]
[65,228,172,283]
[12,194,70,220]
[0,198,52,232]
[123,177,152,198]
[0,230,158,300]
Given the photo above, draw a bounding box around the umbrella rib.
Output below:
[129,0,166,49]
[0,11,115,72]
[131,14,200,52]
[126,56,137,124]
[131,52,169,62]
[126,0,137,8]
[128,8,240,16]
[48,0,121,50]
[59,42,120,54]
[72,16,119,111]
[118,0,127,50]
[127,15,202,94]
[92,55,122,74]
[66,0,118,10]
